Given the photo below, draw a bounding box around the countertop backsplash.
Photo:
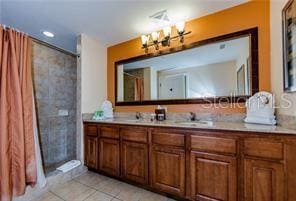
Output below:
[277,114,296,130]
[114,112,246,123]
[83,112,296,131]
[83,112,245,122]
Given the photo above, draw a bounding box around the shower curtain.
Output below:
[134,78,144,101]
[0,25,45,201]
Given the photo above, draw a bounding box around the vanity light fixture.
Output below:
[162,26,171,47]
[141,21,191,53]
[176,21,185,42]
[163,26,171,38]
[151,31,159,42]
[141,35,149,48]
[176,21,185,34]
[151,31,160,50]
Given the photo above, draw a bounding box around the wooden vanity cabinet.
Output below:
[244,159,284,201]
[84,124,99,170]
[243,138,285,201]
[84,122,295,201]
[85,136,98,169]
[190,134,238,201]
[190,152,237,201]
[98,126,120,176]
[150,130,186,197]
[121,128,149,185]
[151,145,186,196]
[99,138,120,176]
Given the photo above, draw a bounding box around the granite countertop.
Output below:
[84,118,296,135]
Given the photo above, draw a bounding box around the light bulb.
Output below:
[176,21,185,34]
[42,31,54,38]
[151,31,159,42]
[163,26,171,38]
[141,35,149,46]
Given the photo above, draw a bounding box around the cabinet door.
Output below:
[244,159,285,201]
[122,141,148,184]
[85,136,98,169]
[190,152,237,201]
[99,138,120,176]
[151,146,185,196]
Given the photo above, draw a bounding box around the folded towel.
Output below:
[247,108,274,117]
[244,123,276,130]
[244,116,276,125]
[101,100,113,109]
[57,160,81,173]
[100,100,114,119]
[246,113,275,120]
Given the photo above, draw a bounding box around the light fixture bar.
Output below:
[141,31,191,50]
[141,21,191,53]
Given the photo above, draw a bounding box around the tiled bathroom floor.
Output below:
[33,171,176,201]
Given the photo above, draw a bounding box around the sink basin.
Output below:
[176,121,213,127]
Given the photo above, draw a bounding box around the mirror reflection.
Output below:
[117,36,251,102]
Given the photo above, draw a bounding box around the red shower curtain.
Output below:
[0,25,37,201]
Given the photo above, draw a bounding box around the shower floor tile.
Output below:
[33,171,176,201]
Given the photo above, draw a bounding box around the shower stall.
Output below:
[31,41,78,175]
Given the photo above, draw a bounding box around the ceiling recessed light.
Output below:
[42,31,54,38]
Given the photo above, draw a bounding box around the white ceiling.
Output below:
[0,0,248,53]
[124,36,250,71]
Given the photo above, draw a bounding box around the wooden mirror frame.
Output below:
[115,27,258,106]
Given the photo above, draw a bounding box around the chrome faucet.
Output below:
[136,112,142,120]
[189,112,196,121]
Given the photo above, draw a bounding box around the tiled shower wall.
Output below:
[32,42,77,172]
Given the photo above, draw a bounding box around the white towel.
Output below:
[246,113,275,120]
[244,123,276,130]
[101,100,114,119]
[246,108,274,118]
[103,110,114,119]
[101,100,113,110]
[57,160,81,173]
[244,116,276,125]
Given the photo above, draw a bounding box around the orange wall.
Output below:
[107,0,270,113]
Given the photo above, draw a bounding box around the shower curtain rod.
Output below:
[31,36,79,57]
[1,24,79,57]
[124,72,142,79]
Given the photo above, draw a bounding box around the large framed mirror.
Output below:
[115,28,258,106]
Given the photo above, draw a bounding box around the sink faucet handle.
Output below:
[189,112,196,121]
[136,112,141,120]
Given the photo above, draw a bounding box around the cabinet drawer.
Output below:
[191,135,237,154]
[244,138,283,160]
[85,124,98,137]
[121,128,148,143]
[152,131,185,147]
[100,126,119,139]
